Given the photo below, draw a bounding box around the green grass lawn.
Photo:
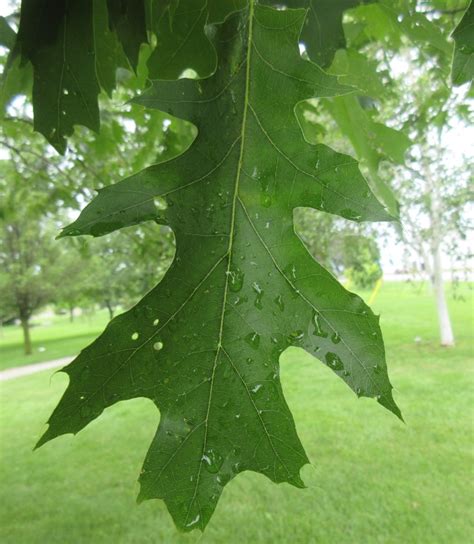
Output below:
[0,310,109,370]
[0,282,473,543]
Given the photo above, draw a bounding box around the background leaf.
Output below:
[451,0,474,86]
[13,0,100,153]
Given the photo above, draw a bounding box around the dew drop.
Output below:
[251,383,263,394]
[185,514,201,528]
[153,196,167,211]
[325,352,344,371]
[245,332,260,349]
[202,449,224,474]
[343,208,362,221]
[274,295,285,311]
[288,330,304,343]
[153,341,164,351]
[313,311,329,338]
[228,268,244,292]
[217,473,231,486]
[252,282,264,309]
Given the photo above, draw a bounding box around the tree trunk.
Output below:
[69,305,75,322]
[425,156,455,347]
[431,244,454,347]
[105,300,114,320]
[20,315,33,355]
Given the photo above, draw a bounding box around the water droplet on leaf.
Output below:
[313,311,328,338]
[228,268,244,292]
[202,449,224,474]
[245,332,260,349]
[274,295,285,311]
[325,352,344,370]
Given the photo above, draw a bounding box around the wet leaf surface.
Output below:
[38,3,400,532]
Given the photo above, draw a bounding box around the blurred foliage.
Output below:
[0,0,471,337]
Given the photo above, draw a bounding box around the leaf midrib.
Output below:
[184,0,255,525]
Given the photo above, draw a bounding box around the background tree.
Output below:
[376,20,473,346]
[0,163,62,354]
[53,244,93,322]
[297,0,473,345]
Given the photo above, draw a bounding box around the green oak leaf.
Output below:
[147,0,216,80]
[147,0,248,80]
[451,0,474,86]
[275,4,404,217]
[93,0,128,96]
[321,94,409,217]
[9,0,150,152]
[13,0,100,153]
[106,0,148,71]
[401,12,452,58]
[39,3,401,532]
[262,0,374,68]
[328,49,386,98]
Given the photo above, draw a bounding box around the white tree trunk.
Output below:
[431,243,454,346]
[426,157,455,347]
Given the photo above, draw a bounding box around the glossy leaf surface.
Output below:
[39,3,401,532]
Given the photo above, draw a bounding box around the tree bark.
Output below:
[431,244,455,346]
[105,300,114,320]
[426,158,455,347]
[20,315,33,355]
